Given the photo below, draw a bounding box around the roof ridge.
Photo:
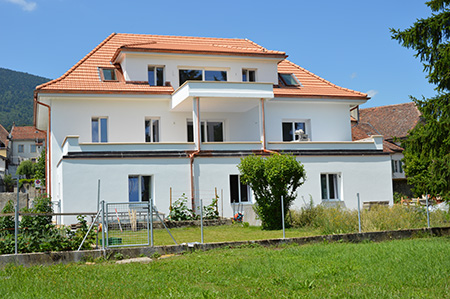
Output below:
[36,32,117,90]
[116,32,250,43]
[360,101,417,111]
[283,59,368,98]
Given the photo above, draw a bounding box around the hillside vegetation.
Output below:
[0,67,51,131]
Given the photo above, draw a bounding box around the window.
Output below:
[148,66,164,86]
[145,118,160,142]
[321,173,339,200]
[92,117,108,143]
[278,73,300,86]
[242,69,256,82]
[128,175,152,202]
[18,144,24,153]
[99,68,117,81]
[30,144,37,153]
[392,160,403,173]
[187,120,224,142]
[230,175,250,204]
[179,69,227,85]
[282,121,307,141]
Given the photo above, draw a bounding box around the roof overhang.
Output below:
[171,81,274,112]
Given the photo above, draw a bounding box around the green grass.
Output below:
[1,237,450,298]
[105,224,322,246]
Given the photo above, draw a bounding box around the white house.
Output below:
[34,33,393,224]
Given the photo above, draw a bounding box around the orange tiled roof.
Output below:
[36,33,368,100]
[0,124,9,148]
[351,124,403,153]
[10,126,46,141]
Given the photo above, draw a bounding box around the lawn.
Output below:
[1,237,450,298]
[106,224,322,246]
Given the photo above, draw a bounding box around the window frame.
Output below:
[321,173,340,201]
[179,68,228,85]
[18,144,24,153]
[230,174,252,204]
[92,117,108,143]
[145,117,160,143]
[392,159,403,174]
[99,68,118,81]
[30,144,37,153]
[128,175,153,202]
[242,69,256,82]
[282,119,310,141]
[187,119,225,142]
[148,66,165,86]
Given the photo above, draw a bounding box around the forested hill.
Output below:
[0,67,51,131]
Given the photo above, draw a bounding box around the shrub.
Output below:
[202,196,219,220]
[168,194,196,221]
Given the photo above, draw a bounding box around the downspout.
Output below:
[34,92,51,196]
[260,98,279,155]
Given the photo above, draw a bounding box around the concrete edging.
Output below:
[1,226,449,268]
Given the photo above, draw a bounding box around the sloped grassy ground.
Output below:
[1,237,450,298]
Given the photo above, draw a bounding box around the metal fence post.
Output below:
[426,194,430,228]
[15,177,19,255]
[281,195,285,239]
[149,199,153,247]
[357,193,361,233]
[200,199,204,244]
[101,200,106,251]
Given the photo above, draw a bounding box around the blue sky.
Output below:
[0,0,436,108]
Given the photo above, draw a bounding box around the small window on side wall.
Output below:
[321,173,339,200]
[92,117,108,143]
[242,69,256,82]
[148,66,164,86]
[145,118,160,142]
[99,68,117,81]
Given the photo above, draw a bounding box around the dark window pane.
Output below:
[294,122,306,140]
[242,70,247,82]
[207,122,223,142]
[152,119,159,142]
[321,174,328,200]
[282,122,293,141]
[92,119,99,142]
[249,70,255,82]
[128,176,139,202]
[156,67,164,86]
[179,70,202,85]
[230,175,239,203]
[187,122,193,142]
[205,70,227,81]
[329,174,336,199]
[145,120,151,142]
[100,118,108,142]
[279,73,299,86]
[102,69,116,81]
[240,182,249,202]
[141,176,151,202]
[148,67,155,86]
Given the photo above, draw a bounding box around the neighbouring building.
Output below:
[8,125,46,175]
[352,102,421,197]
[34,33,393,224]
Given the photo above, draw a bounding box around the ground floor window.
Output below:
[128,175,152,202]
[230,175,250,204]
[321,173,339,200]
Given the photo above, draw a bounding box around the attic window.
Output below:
[100,68,117,81]
[278,73,300,86]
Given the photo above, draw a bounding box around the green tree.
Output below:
[391,0,450,200]
[16,160,34,179]
[238,154,306,230]
[34,149,46,181]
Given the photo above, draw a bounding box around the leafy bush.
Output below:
[168,194,196,221]
[202,196,219,220]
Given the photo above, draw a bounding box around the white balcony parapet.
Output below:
[201,142,262,151]
[62,136,196,153]
[171,81,274,112]
[268,135,384,151]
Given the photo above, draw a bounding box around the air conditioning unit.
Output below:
[294,129,309,142]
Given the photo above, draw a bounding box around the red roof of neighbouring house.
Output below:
[358,102,421,140]
[0,124,9,148]
[10,126,46,141]
[36,33,368,100]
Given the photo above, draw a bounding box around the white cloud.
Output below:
[350,72,357,79]
[5,0,37,11]
[366,90,379,98]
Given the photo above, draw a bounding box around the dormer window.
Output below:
[148,66,164,86]
[242,69,256,82]
[278,73,300,86]
[100,68,117,81]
